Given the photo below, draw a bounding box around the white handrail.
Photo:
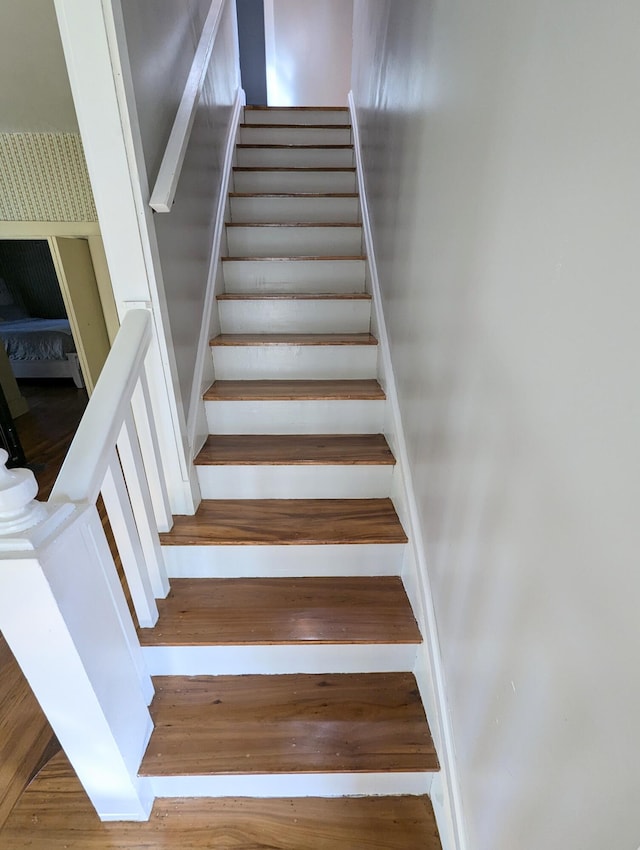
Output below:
[149,0,226,212]
[50,310,152,504]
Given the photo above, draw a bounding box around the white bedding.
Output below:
[0,318,76,361]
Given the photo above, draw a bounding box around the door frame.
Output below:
[0,223,120,389]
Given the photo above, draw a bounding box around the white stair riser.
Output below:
[222,259,365,292]
[205,399,385,434]
[142,644,417,676]
[149,773,431,799]
[230,195,360,223]
[244,109,350,125]
[236,147,354,167]
[232,170,357,193]
[196,464,393,499]
[211,344,378,380]
[218,298,371,333]
[227,225,362,257]
[164,542,404,578]
[240,126,351,145]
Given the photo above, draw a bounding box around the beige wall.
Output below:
[352,2,640,848]
[265,0,353,106]
[0,0,77,131]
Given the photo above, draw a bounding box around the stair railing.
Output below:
[0,308,170,822]
[149,0,228,213]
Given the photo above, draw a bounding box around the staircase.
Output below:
[2,107,444,849]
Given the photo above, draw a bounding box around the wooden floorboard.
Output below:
[160,498,407,546]
[217,291,370,300]
[140,673,437,776]
[210,333,377,346]
[204,379,385,401]
[1,752,441,850]
[138,577,421,646]
[195,434,395,465]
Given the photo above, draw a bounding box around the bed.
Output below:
[0,316,84,388]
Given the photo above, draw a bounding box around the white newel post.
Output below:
[0,450,155,821]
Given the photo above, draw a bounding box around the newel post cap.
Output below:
[0,449,47,535]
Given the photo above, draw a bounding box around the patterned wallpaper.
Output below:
[0,133,97,222]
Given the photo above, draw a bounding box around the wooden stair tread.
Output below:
[217,291,371,300]
[137,577,421,646]
[195,434,394,465]
[210,333,377,347]
[140,673,437,775]
[240,123,352,130]
[1,752,442,849]
[204,379,385,401]
[237,144,354,150]
[233,166,356,172]
[245,105,349,111]
[226,221,361,227]
[222,255,366,261]
[159,498,407,546]
[229,192,358,197]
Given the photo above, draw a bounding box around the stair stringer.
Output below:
[349,91,468,850]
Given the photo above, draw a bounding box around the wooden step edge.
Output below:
[139,672,436,776]
[209,333,378,347]
[240,123,352,130]
[194,434,395,466]
[226,222,361,228]
[216,292,371,300]
[203,379,386,401]
[159,498,408,546]
[229,192,359,198]
[221,255,367,262]
[233,166,356,172]
[237,144,354,150]
[244,106,349,111]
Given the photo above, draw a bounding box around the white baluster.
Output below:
[101,449,159,628]
[117,409,170,598]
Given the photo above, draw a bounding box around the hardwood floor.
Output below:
[0,751,442,850]
[140,673,437,776]
[160,498,408,546]
[195,434,395,465]
[0,381,87,829]
[210,332,377,345]
[138,577,421,646]
[204,379,385,401]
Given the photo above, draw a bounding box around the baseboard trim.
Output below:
[348,90,467,850]
[187,87,246,460]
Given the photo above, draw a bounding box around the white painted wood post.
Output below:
[101,450,159,628]
[0,451,154,821]
[117,410,170,599]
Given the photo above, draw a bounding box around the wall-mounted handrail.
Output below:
[149,0,226,212]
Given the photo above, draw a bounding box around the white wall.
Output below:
[120,0,241,421]
[0,0,77,131]
[264,0,352,106]
[352,2,640,849]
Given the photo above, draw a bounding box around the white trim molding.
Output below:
[348,90,468,850]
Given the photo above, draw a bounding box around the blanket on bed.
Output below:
[0,318,75,361]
